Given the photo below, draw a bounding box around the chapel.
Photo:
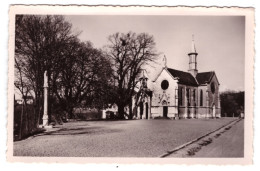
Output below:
[134,36,221,119]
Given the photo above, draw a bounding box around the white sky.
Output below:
[65,15,245,92]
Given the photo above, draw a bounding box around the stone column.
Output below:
[42,71,49,127]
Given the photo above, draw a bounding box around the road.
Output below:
[193,119,244,157]
[13,118,239,157]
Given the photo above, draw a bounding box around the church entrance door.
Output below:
[163,106,168,118]
[140,102,143,119]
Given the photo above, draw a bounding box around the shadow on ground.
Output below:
[34,126,122,137]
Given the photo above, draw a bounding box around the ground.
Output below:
[191,118,244,157]
[13,118,242,157]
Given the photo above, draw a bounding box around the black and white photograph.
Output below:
[7,6,254,164]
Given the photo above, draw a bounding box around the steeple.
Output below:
[191,34,196,53]
[139,69,148,89]
[188,35,198,77]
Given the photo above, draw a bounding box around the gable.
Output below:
[209,73,220,85]
[196,71,219,85]
[152,68,178,93]
[153,67,176,82]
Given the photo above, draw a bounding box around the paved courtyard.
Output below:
[13,118,238,157]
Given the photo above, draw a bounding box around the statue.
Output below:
[42,70,52,127]
[44,71,48,87]
[163,55,167,68]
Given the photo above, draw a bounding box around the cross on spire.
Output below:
[191,34,197,53]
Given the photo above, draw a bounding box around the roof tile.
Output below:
[166,68,198,86]
[196,72,214,85]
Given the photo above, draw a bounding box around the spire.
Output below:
[188,35,198,77]
[191,34,196,53]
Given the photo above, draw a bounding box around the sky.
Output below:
[65,15,245,92]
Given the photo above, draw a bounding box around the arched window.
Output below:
[186,88,190,106]
[200,89,203,106]
[178,88,183,106]
[193,89,196,105]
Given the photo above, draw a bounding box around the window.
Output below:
[211,82,215,94]
[178,88,183,106]
[193,89,196,105]
[161,80,169,90]
[186,88,190,106]
[200,89,203,106]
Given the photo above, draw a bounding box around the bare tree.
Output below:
[15,15,114,126]
[14,57,34,138]
[107,32,159,119]
[15,15,78,127]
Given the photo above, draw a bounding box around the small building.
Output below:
[102,104,118,119]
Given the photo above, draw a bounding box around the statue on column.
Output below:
[163,55,167,68]
[42,70,52,128]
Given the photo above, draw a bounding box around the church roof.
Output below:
[153,67,218,87]
[196,71,215,85]
[167,68,198,86]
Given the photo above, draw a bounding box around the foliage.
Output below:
[15,15,77,126]
[14,14,114,133]
[220,91,244,117]
[14,15,160,133]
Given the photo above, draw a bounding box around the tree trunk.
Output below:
[36,91,42,127]
[19,102,24,140]
[24,101,29,136]
[117,104,125,120]
[68,106,74,119]
[133,105,138,118]
[129,100,133,120]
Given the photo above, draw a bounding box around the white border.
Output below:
[7,5,254,165]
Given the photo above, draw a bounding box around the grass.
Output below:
[187,138,213,156]
[187,146,202,156]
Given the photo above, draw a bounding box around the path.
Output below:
[193,119,244,157]
[164,119,244,158]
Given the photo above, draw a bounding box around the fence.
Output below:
[14,103,41,141]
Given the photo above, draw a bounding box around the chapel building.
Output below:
[134,36,221,119]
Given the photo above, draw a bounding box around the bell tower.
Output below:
[188,35,198,77]
[139,69,148,89]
